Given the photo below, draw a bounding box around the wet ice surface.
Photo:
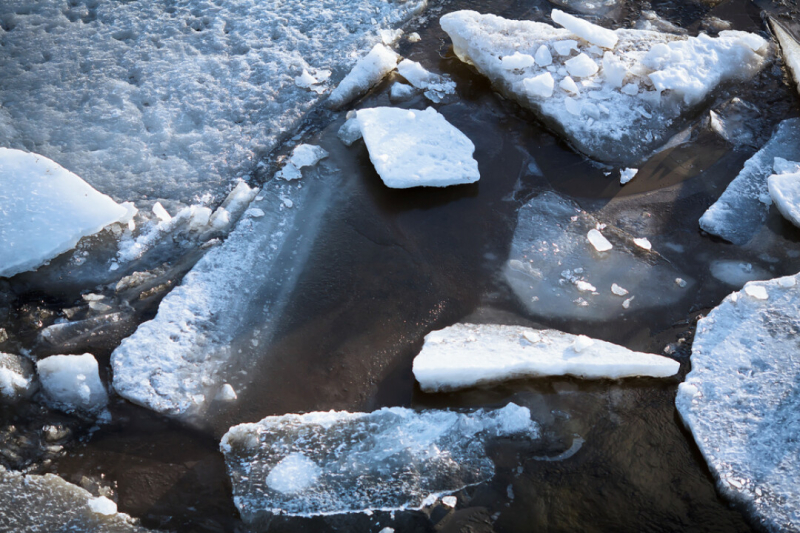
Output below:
[221,404,537,521]
[504,190,692,321]
[676,274,800,533]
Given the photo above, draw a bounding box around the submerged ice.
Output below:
[504,191,691,320]
[440,10,768,166]
[413,323,679,392]
[221,404,537,520]
[676,274,800,532]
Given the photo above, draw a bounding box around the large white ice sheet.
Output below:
[0,0,426,205]
[221,404,537,520]
[440,10,768,166]
[0,149,130,278]
[356,107,480,188]
[413,323,679,392]
[676,274,800,533]
[700,119,800,244]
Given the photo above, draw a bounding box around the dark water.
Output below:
[3,0,800,531]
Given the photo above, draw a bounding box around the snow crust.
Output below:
[440,10,768,166]
[772,21,800,96]
[413,323,679,392]
[0,352,36,402]
[328,44,401,109]
[0,0,425,205]
[37,354,108,416]
[0,149,130,278]
[504,191,690,320]
[700,119,800,244]
[221,404,537,519]
[676,273,800,532]
[355,107,480,188]
[0,467,147,532]
[768,161,800,228]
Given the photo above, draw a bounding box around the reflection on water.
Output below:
[3,0,800,530]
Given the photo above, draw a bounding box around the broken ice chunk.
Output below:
[553,39,579,56]
[0,352,36,403]
[619,168,638,185]
[152,202,171,223]
[295,69,319,89]
[565,53,599,78]
[587,229,612,251]
[36,353,108,416]
[275,144,329,181]
[0,149,132,278]
[771,19,800,96]
[441,495,458,508]
[535,45,553,66]
[413,324,679,392]
[396,59,457,102]
[611,283,629,296]
[551,9,618,49]
[523,72,555,98]
[564,97,582,115]
[602,52,626,87]
[559,76,580,95]
[380,28,404,46]
[768,166,800,228]
[328,44,400,109]
[501,52,535,70]
[337,117,364,146]
[216,383,238,402]
[355,107,480,188]
[220,403,537,518]
[389,82,417,102]
[700,118,800,244]
[633,237,651,250]
[88,496,118,516]
[676,272,800,532]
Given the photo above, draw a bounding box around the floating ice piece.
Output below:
[708,98,763,148]
[440,11,769,166]
[0,466,147,531]
[397,59,457,102]
[337,117,364,146]
[772,20,800,96]
[276,144,329,181]
[633,237,651,250]
[355,107,480,188]
[523,72,555,98]
[221,404,537,519]
[619,168,638,185]
[216,383,238,402]
[0,353,36,402]
[413,323,679,392]
[441,495,458,508]
[380,28,404,46]
[700,119,800,244]
[587,229,612,251]
[328,44,400,109]
[676,273,800,533]
[37,354,108,416]
[389,82,418,102]
[550,9,618,49]
[504,192,690,320]
[611,283,629,296]
[0,149,131,278]
[768,166,800,228]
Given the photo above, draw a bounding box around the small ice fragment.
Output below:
[553,40,579,56]
[441,496,457,508]
[565,97,582,115]
[572,335,594,353]
[290,144,329,169]
[295,69,318,89]
[152,202,171,223]
[390,82,417,102]
[328,44,400,109]
[216,383,237,401]
[534,45,553,66]
[744,285,768,300]
[551,9,619,49]
[282,198,294,209]
[602,52,627,87]
[88,496,117,515]
[779,276,797,288]
[633,237,652,250]
[266,453,321,494]
[522,72,555,98]
[611,283,629,296]
[620,168,638,185]
[337,117,363,146]
[621,83,639,95]
[380,28,403,45]
[622,296,634,308]
[407,32,421,43]
[675,278,687,288]
[275,163,302,181]
[37,353,108,415]
[501,52,535,70]
[565,53,599,78]
[575,280,596,292]
[245,208,265,218]
[587,229,612,251]
[559,76,579,95]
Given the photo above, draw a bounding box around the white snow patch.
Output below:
[611,283,629,296]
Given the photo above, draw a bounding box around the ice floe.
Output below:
[700,119,800,245]
[768,160,800,228]
[504,191,690,320]
[413,323,679,392]
[275,144,329,181]
[0,466,148,532]
[0,149,132,278]
[328,44,401,109]
[37,353,108,416]
[355,107,480,188]
[220,403,537,520]
[676,273,800,532]
[0,0,425,205]
[440,10,769,166]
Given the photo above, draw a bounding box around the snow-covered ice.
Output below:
[220,404,537,519]
[440,10,769,166]
[275,144,329,181]
[676,273,800,533]
[504,191,691,320]
[413,323,679,392]
[328,44,401,109]
[768,161,800,228]
[0,352,36,402]
[0,149,131,278]
[355,107,480,188]
[772,20,800,96]
[700,119,800,244]
[0,0,425,205]
[37,353,108,416]
[620,168,638,185]
[0,467,148,532]
[396,59,457,102]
